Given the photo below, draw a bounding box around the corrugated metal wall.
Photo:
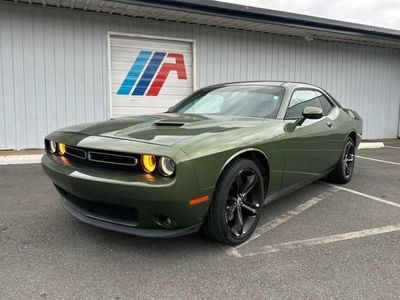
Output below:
[1,1,400,149]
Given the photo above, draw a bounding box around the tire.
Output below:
[328,137,355,184]
[203,157,264,245]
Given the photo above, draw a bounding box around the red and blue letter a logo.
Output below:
[117,51,187,96]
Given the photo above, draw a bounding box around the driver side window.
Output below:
[286,90,322,119]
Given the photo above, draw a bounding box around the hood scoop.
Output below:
[152,121,185,128]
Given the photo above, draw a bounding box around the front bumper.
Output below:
[59,196,203,237]
[42,154,212,237]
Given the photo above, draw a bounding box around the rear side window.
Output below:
[315,91,335,115]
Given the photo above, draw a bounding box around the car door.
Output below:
[281,89,337,189]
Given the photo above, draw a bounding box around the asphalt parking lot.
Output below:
[1,145,400,299]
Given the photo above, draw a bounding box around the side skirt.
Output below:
[263,168,334,205]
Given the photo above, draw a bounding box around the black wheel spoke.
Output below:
[235,206,244,236]
[234,174,243,194]
[226,203,236,215]
[225,195,237,222]
[242,200,259,214]
[239,173,258,197]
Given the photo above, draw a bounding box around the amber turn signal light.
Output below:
[141,155,156,173]
[58,143,66,155]
[189,196,209,206]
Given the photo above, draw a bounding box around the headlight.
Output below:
[141,155,156,173]
[49,141,57,153]
[58,143,66,155]
[159,157,175,176]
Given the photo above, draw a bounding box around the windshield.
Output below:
[169,85,285,118]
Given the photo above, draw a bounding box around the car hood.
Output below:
[58,113,268,147]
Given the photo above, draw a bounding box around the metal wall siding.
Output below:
[0,7,13,148]
[0,26,4,148]
[12,5,27,149]
[1,1,400,150]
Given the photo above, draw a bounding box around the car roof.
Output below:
[207,81,323,90]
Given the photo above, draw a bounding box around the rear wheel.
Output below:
[203,158,264,245]
[328,137,355,183]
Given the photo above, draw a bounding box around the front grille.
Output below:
[57,186,139,224]
[66,146,86,159]
[88,151,137,166]
[61,145,139,169]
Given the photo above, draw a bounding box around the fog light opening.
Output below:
[159,215,173,228]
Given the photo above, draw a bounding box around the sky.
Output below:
[216,0,400,31]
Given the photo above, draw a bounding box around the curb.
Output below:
[358,142,385,149]
[0,155,43,165]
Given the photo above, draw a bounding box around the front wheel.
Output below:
[328,137,355,184]
[202,158,264,245]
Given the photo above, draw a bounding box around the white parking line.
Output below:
[323,182,400,209]
[385,145,400,150]
[241,224,400,257]
[222,168,400,257]
[357,155,400,166]
[237,187,340,248]
[220,187,340,256]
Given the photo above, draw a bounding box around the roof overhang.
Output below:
[4,0,400,49]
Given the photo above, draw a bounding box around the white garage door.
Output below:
[108,33,195,117]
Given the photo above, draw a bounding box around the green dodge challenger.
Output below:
[42,81,362,245]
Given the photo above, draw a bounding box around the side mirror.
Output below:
[302,107,323,119]
[294,107,323,126]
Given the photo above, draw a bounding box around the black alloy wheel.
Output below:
[225,168,261,237]
[203,158,264,245]
[328,137,355,184]
[343,140,355,180]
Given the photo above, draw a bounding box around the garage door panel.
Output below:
[111,84,193,96]
[113,97,183,107]
[109,33,194,117]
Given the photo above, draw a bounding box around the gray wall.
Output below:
[1,1,400,149]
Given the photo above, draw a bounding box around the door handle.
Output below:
[326,121,333,127]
